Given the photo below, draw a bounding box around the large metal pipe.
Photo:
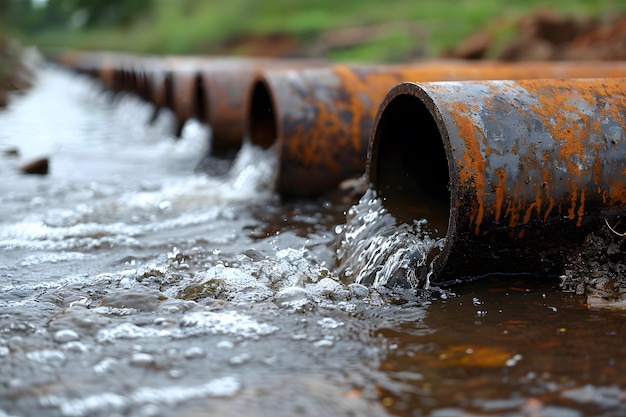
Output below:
[247,61,626,196]
[199,60,268,149]
[162,57,294,139]
[199,58,325,150]
[153,57,212,137]
[367,78,626,285]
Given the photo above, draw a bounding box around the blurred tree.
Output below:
[69,0,154,28]
[9,0,154,33]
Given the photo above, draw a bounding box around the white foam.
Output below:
[41,376,241,417]
[96,310,278,343]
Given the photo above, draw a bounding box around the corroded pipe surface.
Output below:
[248,61,626,196]
[200,62,266,149]
[197,58,272,148]
[367,78,626,285]
[199,59,324,149]
[156,57,213,136]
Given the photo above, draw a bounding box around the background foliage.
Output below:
[4,0,626,62]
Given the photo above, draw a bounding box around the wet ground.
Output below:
[1,67,626,417]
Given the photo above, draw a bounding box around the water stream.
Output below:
[1,67,625,417]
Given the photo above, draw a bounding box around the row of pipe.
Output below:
[55,50,626,285]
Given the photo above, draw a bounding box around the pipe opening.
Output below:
[164,72,174,112]
[194,73,206,122]
[249,80,277,149]
[372,93,450,238]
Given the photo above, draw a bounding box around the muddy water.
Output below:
[1,67,625,417]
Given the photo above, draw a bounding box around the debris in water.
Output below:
[2,146,19,157]
[20,156,49,175]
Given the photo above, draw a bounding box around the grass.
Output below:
[15,0,626,62]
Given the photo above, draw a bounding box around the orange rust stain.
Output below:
[577,188,586,227]
[568,188,578,222]
[493,167,507,224]
[449,101,486,235]
[521,79,626,226]
[522,190,542,225]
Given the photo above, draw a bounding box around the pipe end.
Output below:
[247,79,278,149]
[368,82,453,283]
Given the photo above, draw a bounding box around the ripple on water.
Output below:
[40,376,241,417]
[96,310,278,343]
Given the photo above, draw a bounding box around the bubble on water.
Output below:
[62,341,88,353]
[317,317,344,330]
[348,283,369,298]
[158,200,172,211]
[26,349,66,365]
[0,346,9,357]
[97,322,147,342]
[229,353,252,366]
[273,286,310,308]
[183,347,206,360]
[313,339,334,348]
[307,278,350,301]
[93,357,118,375]
[54,329,80,343]
[216,340,234,349]
[168,369,182,379]
[92,306,138,316]
[130,352,155,367]
[97,310,277,343]
[180,311,278,339]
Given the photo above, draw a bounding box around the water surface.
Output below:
[1,67,625,417]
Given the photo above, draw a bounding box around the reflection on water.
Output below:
[1,67,625,417]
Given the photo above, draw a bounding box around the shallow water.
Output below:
[1,67,625,417]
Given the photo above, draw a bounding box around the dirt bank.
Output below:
[446,7,626,61]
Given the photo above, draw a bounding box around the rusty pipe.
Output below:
[163,57,263,138]
[247,61,626,196]
[198,58,325,149]
[199,61,266,149]
[367,78,626,285]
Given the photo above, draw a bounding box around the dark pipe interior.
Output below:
[373,94,450,238]
[194,73,206,122]
[164,73,174,111]
[249,81,278,149]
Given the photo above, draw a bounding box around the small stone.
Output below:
[20,157,49,175]
[2,146,19,157]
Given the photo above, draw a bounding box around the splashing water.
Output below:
[335,188,445,289]
[4,65,626,417]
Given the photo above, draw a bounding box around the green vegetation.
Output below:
[8,0,626,62]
